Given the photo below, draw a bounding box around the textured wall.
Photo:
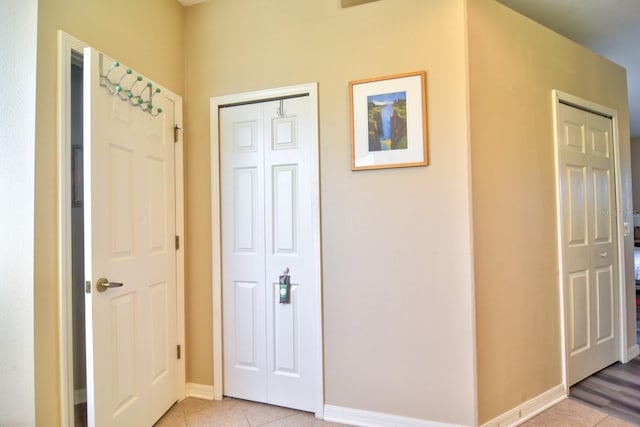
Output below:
[468,0,632,423]
[34,1,184,424]
[0,0,38,425]
[184,0,477,424]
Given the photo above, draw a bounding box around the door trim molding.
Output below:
[210,83,324,417]
[57,31,186,426]
[552,89,628,392]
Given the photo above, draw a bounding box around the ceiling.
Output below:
[496,0,640,138]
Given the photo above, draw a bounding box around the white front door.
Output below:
[83,48,178,426]
[557,102,619,385]
[220,94,318,411]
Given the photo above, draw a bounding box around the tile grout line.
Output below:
[253,412,306,427]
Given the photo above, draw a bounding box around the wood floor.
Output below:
[569,312,640,425]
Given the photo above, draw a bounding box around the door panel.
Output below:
[264,99,314,411]
[235,167,259,252]
[221,96,315,411]
[558,103,619,385]
[150,281,170,383]
[221,103,267,402]
[83,48,177,426]
[273,165,297,252]
[568,271,589,354]
[567,166,587,245]
[273,283,300,375]
[111,292,137,412]
[595,267,614,342]
[234,281,261,369]
[592,168,610,242]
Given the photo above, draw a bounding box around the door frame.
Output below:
[210,83,324,417]
[57,31,186,426]
[552,89,632,393]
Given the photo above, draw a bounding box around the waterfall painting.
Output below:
[350,71,428,170]
[367,91,407,152]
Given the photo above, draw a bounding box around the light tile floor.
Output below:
[518,399,635,427]
[154,396,636,427]
[153,397,347,427]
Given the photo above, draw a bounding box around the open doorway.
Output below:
[631,138,640,345]
[69,51,88,427]
[58,31,90,427]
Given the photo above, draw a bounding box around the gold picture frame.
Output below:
[349,71,428,170]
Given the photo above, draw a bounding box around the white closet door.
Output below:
[557,102,619,385]
[220,95,316,411]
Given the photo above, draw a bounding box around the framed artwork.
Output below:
[72,146,83,208]
[349,71,428,170]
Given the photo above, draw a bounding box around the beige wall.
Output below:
[468,0,633,423]
[184,0,477,424]
[31,0,636,425]
[1,1,38,425]
[34,1,184,424]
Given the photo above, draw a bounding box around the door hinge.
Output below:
[85,280,91,294]
[175,235,180,250]
[174,125,182,143]
[177,344,181,360]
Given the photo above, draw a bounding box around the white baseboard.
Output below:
[186,383,215,400]
[323,404,466,427]
[624,344,640,363]
[74,388,87,405]
[480,384,566,427]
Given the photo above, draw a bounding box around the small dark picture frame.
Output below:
[72,146,83,208]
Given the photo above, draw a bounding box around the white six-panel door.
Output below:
[220,95,316,411]
[557,102,619,385]
[83,48,178,426]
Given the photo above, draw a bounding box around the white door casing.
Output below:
[554,94,622,386]
[83,48,179,426]
[211,84,323,416]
